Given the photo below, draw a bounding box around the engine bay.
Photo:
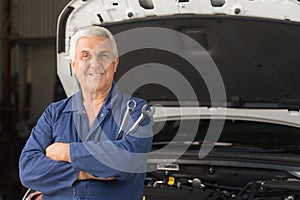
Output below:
[144,164,300,200]
[143,118,300,200]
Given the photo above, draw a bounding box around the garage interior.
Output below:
[0,0,70,199]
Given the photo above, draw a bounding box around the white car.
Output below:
[53,0,300,199]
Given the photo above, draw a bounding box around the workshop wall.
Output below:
[12,0,70,38]
[11,0,70,123]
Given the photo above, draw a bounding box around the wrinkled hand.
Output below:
[77,171,115,181]
[46,142,71,163]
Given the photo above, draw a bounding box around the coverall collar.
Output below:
[63,81,119,113]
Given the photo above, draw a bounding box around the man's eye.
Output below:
[81,53,90,59]
[100,53,109,59]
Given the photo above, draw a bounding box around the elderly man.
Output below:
[19,26,153,200]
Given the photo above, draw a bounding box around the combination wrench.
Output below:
[116,99,136,140]
[125,104,155,136]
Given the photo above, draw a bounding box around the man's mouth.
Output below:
[89,72,104,77]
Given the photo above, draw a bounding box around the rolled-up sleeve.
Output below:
[19,104,79,194]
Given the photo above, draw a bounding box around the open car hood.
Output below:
[56,0,300,163]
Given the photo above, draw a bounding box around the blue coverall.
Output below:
[19,83,153,200]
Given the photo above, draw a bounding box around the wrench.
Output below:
[125,104,155,136]
[116,100,136,140]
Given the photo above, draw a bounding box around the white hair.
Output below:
[69,25,118,61]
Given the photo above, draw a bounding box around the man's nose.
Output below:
[90,57,105,72]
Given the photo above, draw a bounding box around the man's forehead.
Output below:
[77,36,113,52]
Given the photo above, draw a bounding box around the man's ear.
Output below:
[113,57,119,73]
[70,59,76,75]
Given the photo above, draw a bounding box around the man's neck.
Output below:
[82,85,112,126]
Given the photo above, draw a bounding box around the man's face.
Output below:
[71,36,118,93]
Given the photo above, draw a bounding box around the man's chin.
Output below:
[81,79,113,93]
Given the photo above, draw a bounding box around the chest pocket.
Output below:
[52,115,81,143]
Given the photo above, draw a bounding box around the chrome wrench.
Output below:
[125,104,155,136]
[116,99,136,140]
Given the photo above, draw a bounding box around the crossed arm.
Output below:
[46,142,114,181]
[20,101,152,193]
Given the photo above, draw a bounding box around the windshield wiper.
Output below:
[227,97,300,111]
[152,141,300,154]
[212,143,300,154]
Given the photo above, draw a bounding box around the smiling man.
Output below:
[19,26,153,200]
[70,28,119,127]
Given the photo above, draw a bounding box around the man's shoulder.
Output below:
[112,84,148,107]
[47,94,76,113]
[118,91,149,107]
[130,96,148,105]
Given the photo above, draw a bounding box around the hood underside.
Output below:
[109,16,300,109]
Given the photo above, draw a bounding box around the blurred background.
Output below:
[0,0,70,199]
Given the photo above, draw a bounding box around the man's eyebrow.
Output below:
[80,50,90,54]
[95,50,112,55]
